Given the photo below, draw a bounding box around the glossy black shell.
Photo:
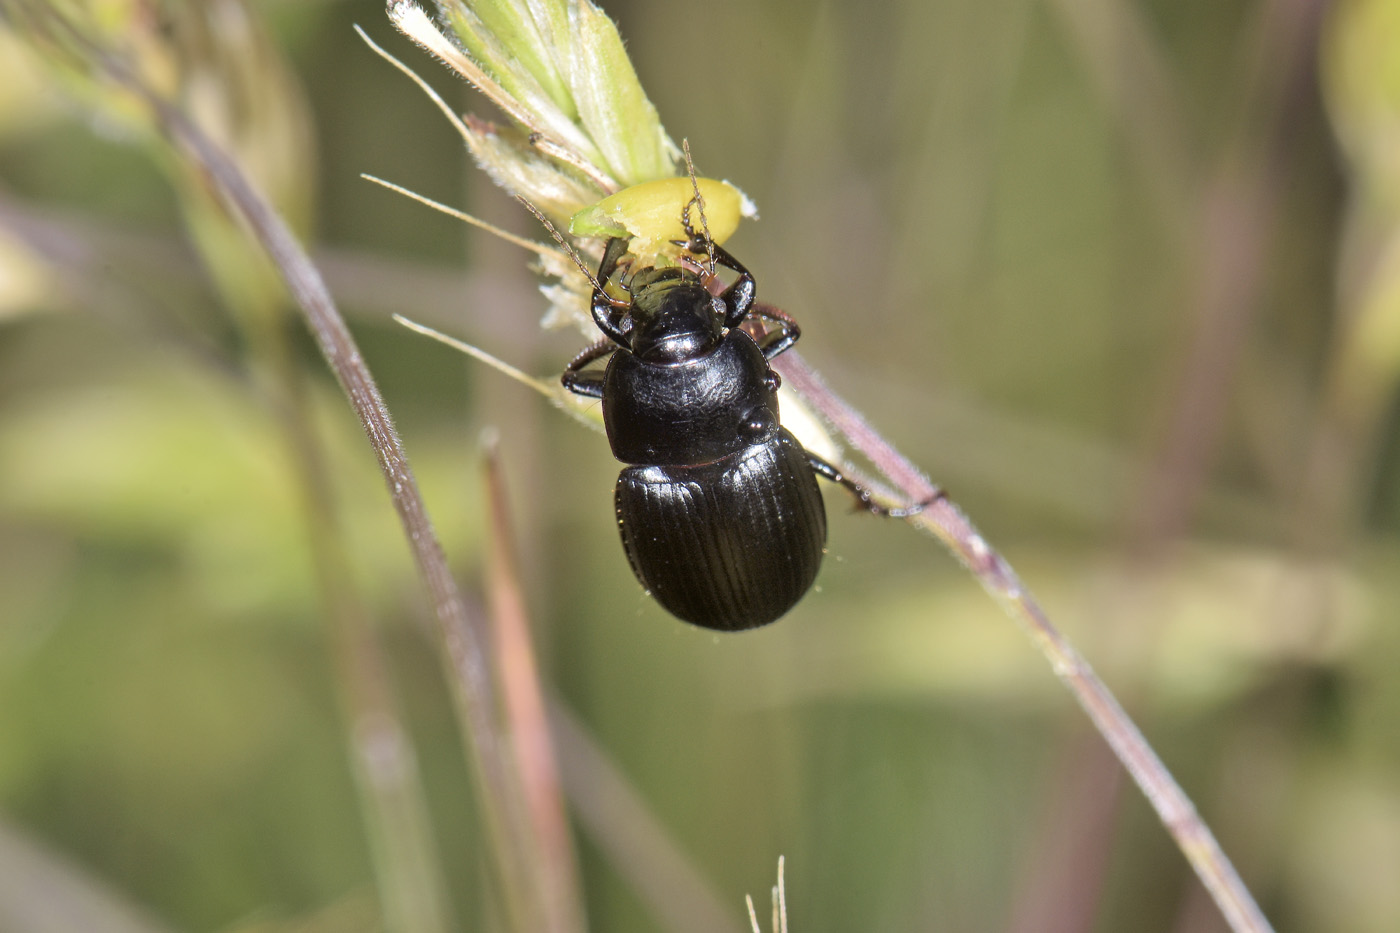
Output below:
[601,325,779,466]
[563,245,828,631]
[615,428,826,630]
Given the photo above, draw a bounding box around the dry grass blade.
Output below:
[772,349,1275,933]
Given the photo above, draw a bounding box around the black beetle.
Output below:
[561,232,925,631]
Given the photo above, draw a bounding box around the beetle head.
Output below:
[625,267,726,363]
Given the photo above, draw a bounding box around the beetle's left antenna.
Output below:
[681,140,717,277]
[516,197,622,305]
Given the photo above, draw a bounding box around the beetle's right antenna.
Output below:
[516,197,625,306]
[681,139,717,276]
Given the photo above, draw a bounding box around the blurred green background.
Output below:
[2,0,1398,931]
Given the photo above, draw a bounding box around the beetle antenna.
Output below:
[515,196,621,304]
[681,139,717,276]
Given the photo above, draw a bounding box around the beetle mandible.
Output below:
[561,217,928,631]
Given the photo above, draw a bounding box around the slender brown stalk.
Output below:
[482,439,587,933]
[148,117,540,933]
[35,24,543,933]
[255,240,453,933]
[0,6,462,929]
[772,352,1275,933]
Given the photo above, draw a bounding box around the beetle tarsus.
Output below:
[561,338,615,397]
[805,453,938,519]
[749,314,800,360]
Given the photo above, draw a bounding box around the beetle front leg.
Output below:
[706,242,757,327]
[591,290,632,348]
[561,339,615,398]
[591,237,634,347]
[677,232,756,328]
[675,240,754,328]
[806,453,943,518]
[748,303,802,360]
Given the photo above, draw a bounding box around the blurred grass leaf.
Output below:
[426,0,678,190]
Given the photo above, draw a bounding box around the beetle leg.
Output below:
[591,237,634,347]
[708,242,756,327]
[591,290,632,347]
[561,338,615,398]
[674,234,756,328]
[748,303,802,360]
[597,236,631,285]
[806,453,943,518]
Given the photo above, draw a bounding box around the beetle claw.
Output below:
[671,236,711,255]
[880,490,946,519]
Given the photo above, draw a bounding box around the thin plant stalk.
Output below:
[1010,0,1327,924]
[482,439,586,933]
[139,99,542,933]
[263,270,454,933]
[23,21,545,933]
[744,857,788,933]
[772,351,1275,933]
[0,173,453,933]
[0,4,459,929]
